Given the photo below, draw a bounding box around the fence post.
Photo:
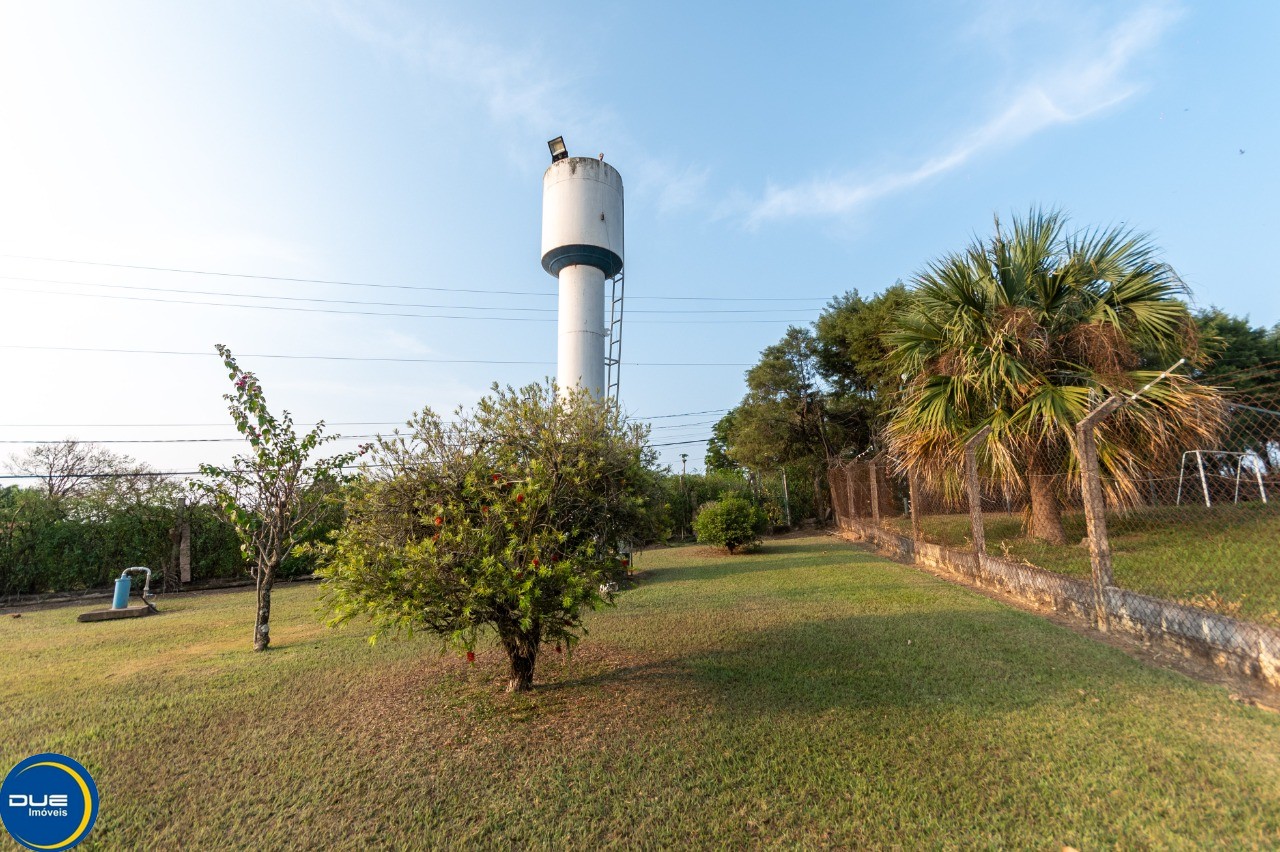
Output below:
[846,463,858,520]
[964,426,992,558]
[828,465,844,529]
[868,459,881,528]
[179,503,191,584]
[908,472,923,542]
[1076,359,1189,631]
[1075,397,1124,630]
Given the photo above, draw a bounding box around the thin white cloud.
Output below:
[320,1,706,215]
[626,160,713,215]
[320,0,612,152]
[656,165,711,214]
[743,2,1182,227]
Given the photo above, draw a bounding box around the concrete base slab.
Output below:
[77,606,157,622]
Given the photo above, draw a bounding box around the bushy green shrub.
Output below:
[693,495,767,553]
[321,382,662,692]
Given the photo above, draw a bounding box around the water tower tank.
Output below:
[541,152,624,397]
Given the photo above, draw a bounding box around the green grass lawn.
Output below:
[884,502,1280,623]
[2,535,1278,848]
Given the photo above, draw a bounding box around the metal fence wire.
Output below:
[830,378,1280,632]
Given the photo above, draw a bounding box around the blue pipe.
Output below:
[112,576,132,610]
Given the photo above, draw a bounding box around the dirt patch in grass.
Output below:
[325,643,702,756]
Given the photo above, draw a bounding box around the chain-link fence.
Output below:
[830,377,1280,640]
[1093,391,1280,625]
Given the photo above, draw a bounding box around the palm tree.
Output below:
[885,209,1224,545]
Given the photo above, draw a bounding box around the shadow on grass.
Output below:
[686,614,1087,712]
[546,609,1102,712]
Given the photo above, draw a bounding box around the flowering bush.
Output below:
[318,382,662,692]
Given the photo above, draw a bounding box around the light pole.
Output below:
[680,453,689,540]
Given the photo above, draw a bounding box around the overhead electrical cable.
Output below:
[0,431,716,445]
[0,275,821,314]
[0,420,722,441]
[0,254,551,297]
[644,429,715,440]
[0,432,713,469]
[649,438,711,447]
[0,421,404,428]
[0,344,752,367]
[1,285,813,324]
[631,408,730,419]
[647,419,719,430]
[0,434,378,445]
[0,410,729,431]
[0,253,831,302]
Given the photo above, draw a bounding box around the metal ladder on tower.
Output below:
[605,270,625,404]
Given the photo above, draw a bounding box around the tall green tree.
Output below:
[319,382,660,693]
[718,327,836,518]
[1193,308,1280,457]
[813,285,911,403]
[886,209,1224,544]
[1194,307,1280,401]
[704,410,739,473]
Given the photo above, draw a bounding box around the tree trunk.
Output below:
[1026,448,1067,545]
[253,562,277,652]
[501,633,539,693]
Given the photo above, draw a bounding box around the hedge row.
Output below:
[0,489,331,597]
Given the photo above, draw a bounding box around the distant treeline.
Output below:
[0,460,816,597]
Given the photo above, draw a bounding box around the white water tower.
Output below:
[541,136,624,399]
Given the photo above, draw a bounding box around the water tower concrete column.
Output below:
[555,263,607,396]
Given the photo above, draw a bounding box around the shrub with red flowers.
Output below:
[318,382,662,692]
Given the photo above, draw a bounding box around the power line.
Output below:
[0,434,378,445]
[0,344,752,367]
[0,411,728,432]
[3,285,813,324]
[0,421,720,441]
[0,275,819,315]
[3,275,552,310]
[0,421,403,429]
[0,255,550,297]
[0,471,201,480]
[632,408,729,419]
[647,431,715,441]
[0,437,714,477]
[0,253,832,302]
[647,419,719,431]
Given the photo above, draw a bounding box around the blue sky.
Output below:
[1,0,1276,474]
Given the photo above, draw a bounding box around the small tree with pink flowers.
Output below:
[194,344,366,652]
